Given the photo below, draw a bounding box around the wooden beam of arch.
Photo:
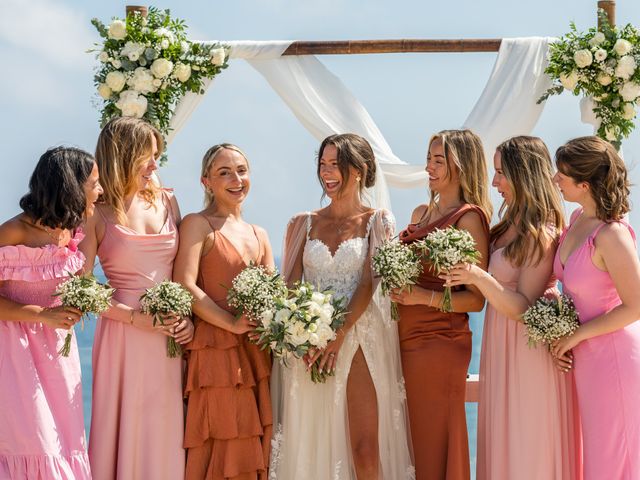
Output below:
[281,39,502,55]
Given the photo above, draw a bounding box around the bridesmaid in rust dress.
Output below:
[174,144,273,480]
[391,130,491,480]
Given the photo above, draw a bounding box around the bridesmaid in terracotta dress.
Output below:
[551,136,640,480]
[0,147,101,479]
[81,117,193,480]
[174,144,273,480]
[446,136,582,480]
[391,129,491,480]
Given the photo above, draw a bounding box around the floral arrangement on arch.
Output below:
[539,11,639,147]
[90,7,228,160]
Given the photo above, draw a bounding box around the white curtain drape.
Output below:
[168,37,553,210]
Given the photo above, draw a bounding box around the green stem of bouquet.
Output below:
[390,301,400,321]
[310,362,335,384]
[58,330,73,357]
[441,286,453,313]
[167,338,183,358]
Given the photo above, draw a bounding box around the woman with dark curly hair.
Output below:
[0,147,102,479]
[551,136,640,480]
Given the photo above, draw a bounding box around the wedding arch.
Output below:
[124,1,617,400]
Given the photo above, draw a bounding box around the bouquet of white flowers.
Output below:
[372,238,423,320]
[255,282,347,383]
[522,294,580,348]
[415,226,481,312]
[139,280,194,357]
[90,7,228,163]
[538,11,640,147]
[227,264,288,322]
[54,273,114,356]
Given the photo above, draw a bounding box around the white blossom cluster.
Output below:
[522,294,580,348]
[415,226,480,312]
[372,238,423,320]
[227,264,288,322]
[255,282,347,383]
[139,280,194,357]
[90,8,228,162]
[54,273,114,356]
[540,14,640,145]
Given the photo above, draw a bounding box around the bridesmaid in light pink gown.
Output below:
[0,147,102,479]
[552,137,640,480]
[447,137,581,480]
[81,118,194,480]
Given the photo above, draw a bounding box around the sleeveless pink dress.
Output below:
[88,191,185,480]
[477,242,582,480]
[553,209,640,480]
[0,230,91,479]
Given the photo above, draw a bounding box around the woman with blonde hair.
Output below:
[551,136,640,479]
[446,136,582,479]
[390,129,491,480]
[81,117,193,480]
[173,144,274,479]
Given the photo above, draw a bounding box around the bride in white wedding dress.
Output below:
[270,134,414,479]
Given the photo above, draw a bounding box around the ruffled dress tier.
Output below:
[0,231,91,479]
[88,194,185,480]
[184,223,272,480]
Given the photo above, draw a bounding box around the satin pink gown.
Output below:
[554,209,640,480]
[0,230,91,479]
[477,243,582,480]
[89,191,185,480]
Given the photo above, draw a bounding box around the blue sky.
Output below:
[1,0,639,254]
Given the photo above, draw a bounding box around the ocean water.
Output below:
[79,266,484,476]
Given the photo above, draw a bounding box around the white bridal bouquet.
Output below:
[54,273,114,356]
[521,294,581,348]
[139,280,194,357]
[538,11,640,147]
[227,264,288,322]
[415,226,481,313]
[255,282,347,383]
[372,238,423,320]
[90,7,228,163]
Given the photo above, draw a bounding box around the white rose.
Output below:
[174,63,191,82]
[97,83,112,100]
[614,38,633,56]
[274,308,291,324]
[160,39,169,50]
[597,72,613,86]
[120,41,146,62]
[115,90,148,118]
[315,323,335,347]
[308,332,320,346]
[559,71,579,91]
[622,103,636,120]
[98,51,109,63]
[210,47,226,66]
[108,20,127,40]
[594,49,608,62]
[111,59,122,69]
[152,78,162,88]
[615,55,636,80]
[589,32,606,46]
[620,82,640,102]
[154,27,175,43]
[129,67,156,94]
[150,58,173,78]
[285,321,310,347]
[105,70,126,92]
[260,310,273,328]
[574,49,593,68]
[605,126,618,142]
[311,292,326,305]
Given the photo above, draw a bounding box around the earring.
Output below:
[356,176,361,182]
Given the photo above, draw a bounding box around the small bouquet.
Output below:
[522,294,580,348]
[372,238,423,320]
[139,280,194,357]
[227,264,288,323]
[255,282,347,383]
[54,273,114,356]
[415,226,481,312]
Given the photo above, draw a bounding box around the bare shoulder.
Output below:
[179,212,211,236]
[457,208,486,230]
[0,216,27,247]
[252,224,272,242]
[596,221,635,249]
[411,204,428,224]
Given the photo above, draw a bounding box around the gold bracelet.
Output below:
[429,290,435,307]
[129,310,135,325]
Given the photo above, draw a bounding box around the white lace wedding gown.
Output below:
[270,210,414,479]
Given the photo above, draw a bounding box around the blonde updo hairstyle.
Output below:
[200,143,250,208]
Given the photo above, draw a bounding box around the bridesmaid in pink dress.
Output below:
[0,147,102,479]
[81,118,194,480]
[447,136,582,480]
[551,136,640,480]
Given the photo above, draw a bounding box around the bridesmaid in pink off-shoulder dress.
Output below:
[551,137,640,480]
[0,147,102,479]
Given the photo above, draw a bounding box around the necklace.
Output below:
[21,218,67,243]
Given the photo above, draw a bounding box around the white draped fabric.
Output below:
[168,37,553,211]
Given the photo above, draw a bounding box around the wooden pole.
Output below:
[598,0,616,28]
[126,5,148,18]
[282,39,501,56]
